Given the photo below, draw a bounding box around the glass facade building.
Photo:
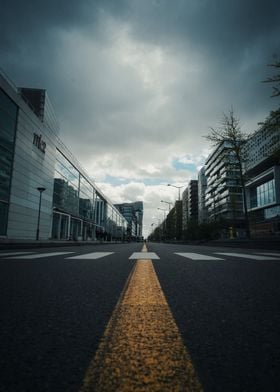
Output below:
[0,70,128,241]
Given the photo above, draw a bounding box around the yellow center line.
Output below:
[142,243,148,252]
[79,245,202,392]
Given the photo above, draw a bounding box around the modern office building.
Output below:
[204,140,245,237]
[244,128,280,236]
[114,201,143,240]
[0,70,128,241]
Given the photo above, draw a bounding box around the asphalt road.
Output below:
[0,242,280,391]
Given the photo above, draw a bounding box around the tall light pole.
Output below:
[36,187,46,241]
[167,184,185,201]
[161,200,172,211]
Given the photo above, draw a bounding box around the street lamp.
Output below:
[36,187,46,240]
[167,184,185,201]
[161,200,172,211]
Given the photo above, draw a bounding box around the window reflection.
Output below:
[52,149,128,240]
[250,178,276,208]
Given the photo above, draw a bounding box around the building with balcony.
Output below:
[0,70,128,241]
[182,188,189,232]
[198,167,208,224]
[165,200,182,241]
[204,140,245,237]
[188,179,198,223]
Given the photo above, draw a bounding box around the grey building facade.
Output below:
[0,70,128,241]
[198,167,208,224]
[181,188,189,232]
[187,179,198,223]
[244,128,280,237]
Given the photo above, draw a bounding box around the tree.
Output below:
[205,109,251,238]
[258,57,280,160]
[262,56,280,98]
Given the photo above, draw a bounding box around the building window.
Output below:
[53,149,80,216]
[0,89,18,235]
[251,179,276,209]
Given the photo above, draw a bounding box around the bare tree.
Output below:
[205,109,251,238]
[258,55,280,158]
[262,56,280,98]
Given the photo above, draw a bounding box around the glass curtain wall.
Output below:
[79,175,95,240]
[52,149,127,241]
[53,150,80,239]
[0,89,18,235]
[250,179,276,209]
[53,151,79,216]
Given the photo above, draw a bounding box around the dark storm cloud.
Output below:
[1,0,279,155]
[125,0,280,56]
[0,0,126,44]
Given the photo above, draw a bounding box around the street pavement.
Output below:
[0,242,280,391]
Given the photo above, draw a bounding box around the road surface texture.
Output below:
[0,242,280,391]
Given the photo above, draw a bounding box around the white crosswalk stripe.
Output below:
[6,252,75,259]
[215,252,280,260]
[67,252,114,259]
[129,252,160,260]
[175,252,224,260]
[256,252,280,257]
[0,252,35,257]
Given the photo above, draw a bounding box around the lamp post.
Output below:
[36,187,46,240]
[167,184,185,201]
[161,200,172,211]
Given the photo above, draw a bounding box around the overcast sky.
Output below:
[1,0,279,236]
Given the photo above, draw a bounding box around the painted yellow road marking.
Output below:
[142,243,148,252]
[80,246,202,391]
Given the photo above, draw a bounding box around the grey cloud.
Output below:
[1,0,279,174]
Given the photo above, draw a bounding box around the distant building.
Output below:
[187,180,198,223]
[166,200,182,240]
[114,201,143,239]
[182,188,189,232]
[198,167,208,224]
[244,128,280,237]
